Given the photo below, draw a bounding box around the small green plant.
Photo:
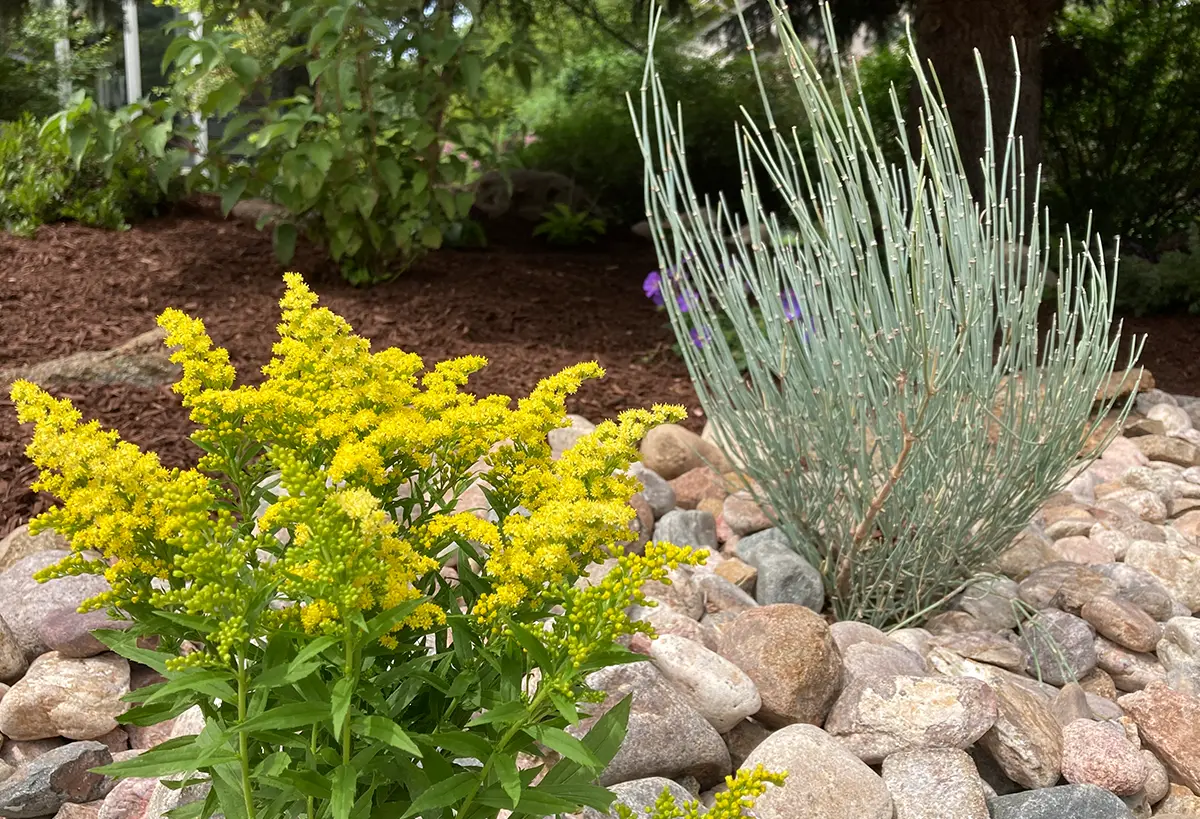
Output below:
[0,109,164,236]
[636,0,1139,627]
[533,203,606,246]
[12,273,720,819]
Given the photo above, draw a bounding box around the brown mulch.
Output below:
[2,205,1199,538]
[0,205,698,537]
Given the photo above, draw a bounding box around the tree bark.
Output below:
[911,0,1064,205]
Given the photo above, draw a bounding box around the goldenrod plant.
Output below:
[633,0,1140,626]
[12,273,711,819]
[616,766,786,819]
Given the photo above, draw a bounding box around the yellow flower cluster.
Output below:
[615,766,786,819]
[550,541,706,670]
[11,271,696,670]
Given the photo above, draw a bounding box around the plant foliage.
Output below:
[0,108,165,235]
[532,203,606,246]
[1043,0,1200,248]
[635,0,1140,626]
[11,272,736,819]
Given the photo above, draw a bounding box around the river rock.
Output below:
[881,748,990,819]
[722,719,771,769]
[738,724,892,819]
[0,618,26,683]
[732,529,823,610]
[0,741,113,819]
[1018,563,1118,612]
[669,467,727,510]
[37,608,132,660]
[953,577,1021,630]
[721,493,772,536]
[1159,616,1200,671]
[1091,563,1182,621]
[987,784,1136,819]
[694,573,757,616]
[653,510,718,551]
[1125,540,1200,612]
[931,631,1026,671]
[96,777,157,819]
[640,425,730,481]
[717,605,842,729]
[1094,636,1167,691]
[1060,718,1147,796]
[548,414,595,458]
[581,777,694,819]
[0,526,69,573]
[1118,681,1200,792]
[977,678,1064,789]
[578,662,731,787]
[628,463,676,519]
[1081,595,1163,653]
[0,652,130,740]
[1020,609,1098,685]
[1133,435,1200,468]
[0,552,112,660]
[840,642,928,686]
[824,674,997,764]
[649,635,761,733]
[642,567,704,620]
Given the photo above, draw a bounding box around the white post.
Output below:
[189,9,207,160]
[122,0,142,102]
[53,0,71,105]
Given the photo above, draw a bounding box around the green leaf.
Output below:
[92,630,171,674]
[210,761,249,819]
[541,695,630,787]
[139,669,236,706]
[331,764,356,819]
[503,620,553,672]
[377,158,402,197]
[152,611,215,635]
[364,599,426,643]
[400,772,478,819]
[273,222,297,265]
[332,677,353,739]
[205,80,245,119]
[220,177,248,218]
[461,54,483,97]
[350,716,422,757]
[92,740,237,779]
[306,142,333,175]
[419,225,443,249]
[141,122,172,159]
[237,702,329,733]
[411,170,428,196]
[228,53,262,85]
[496,753,521,808]
[434,188,456,220]
[548,692,580,725]
[252,657,322,690]
[527,726,602,770]
[466,701,527,728]
[424,731,492,762]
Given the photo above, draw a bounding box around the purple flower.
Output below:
[643,271,665,307]
[781,289,803,322]
[690,327,714,348]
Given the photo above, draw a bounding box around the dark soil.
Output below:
[2,204,1198,537]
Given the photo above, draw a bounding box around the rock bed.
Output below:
[3,389,1200,819]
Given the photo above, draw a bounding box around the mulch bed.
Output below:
[2,203,1199,537]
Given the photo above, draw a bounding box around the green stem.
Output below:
[342,631,355,767]
[307,725,317,819]
[455,687,550,819]
[236,656,257,819]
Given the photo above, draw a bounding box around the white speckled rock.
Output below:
[0,652,129,740]
[649,635,761,733]
[882,748,990,819]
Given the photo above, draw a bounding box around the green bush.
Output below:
[1043,0,1200,247]
[638,3,1135,627]
[519,35,913,226]
[1115,224,1200,315]
[518,40,810,224]
[0,112,163,236]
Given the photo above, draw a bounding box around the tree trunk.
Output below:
[911,0,1063,206]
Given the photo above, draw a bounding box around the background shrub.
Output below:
[1042,0,1200,249]
[0,112,164,236]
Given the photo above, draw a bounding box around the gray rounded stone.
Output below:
[581,777,694,819]
[653,510,718,551]
[881,748,989,819]
[987,784,1135,819]
[0,552,111,661]
[732,529,823,611]
[628,463,677,520]
[1020,609,1098,685]
[0,741,114,819]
